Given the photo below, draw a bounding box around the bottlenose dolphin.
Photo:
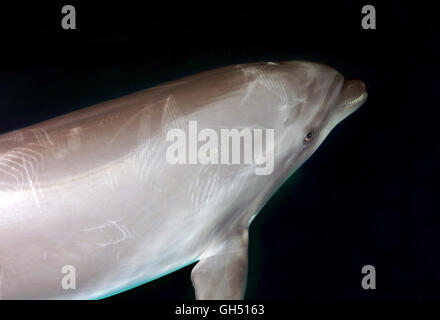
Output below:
[0,61,366,299]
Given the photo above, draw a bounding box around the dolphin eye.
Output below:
[304,131,313,142]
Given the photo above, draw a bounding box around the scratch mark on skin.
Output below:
[31,129,43,146]
[132,130,164,181]
[104,167,121,192]
[0,157,27,195]
[161,95,187,134]
[240,65,289,105]
[67,127,83,151]
[10,147,43,167]
[124,96,187,181]
[4,262,16,275]
[21,153,40,208]
[109,105,151,144]
[29,128,54,148]
[82,220,134,247]
[190,166,244,218]
[107,220,134,242]
[0,167,21,189]
[132,137,161,180]
[5,150,41,176]
[0,147,44,205]
[97,113,118,127]
[0,131,24,145]
[260,70,289,104]
[239,81,256,107]
[130,95,187,181]
[40,128,54,146]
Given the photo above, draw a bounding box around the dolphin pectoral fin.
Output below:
[191,230,249,300]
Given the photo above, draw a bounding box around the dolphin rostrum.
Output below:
[0,61,366,299]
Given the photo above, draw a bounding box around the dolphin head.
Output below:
[278,61,367,171]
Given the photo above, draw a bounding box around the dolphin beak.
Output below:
[335,80,367,115]
[339,80,367,106]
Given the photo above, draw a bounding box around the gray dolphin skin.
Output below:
[0,61,366,299]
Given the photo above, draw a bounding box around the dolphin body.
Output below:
[0,61,366,299]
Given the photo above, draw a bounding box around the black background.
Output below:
[0,0,438,300]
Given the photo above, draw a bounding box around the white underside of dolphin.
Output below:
[0,61,367,299]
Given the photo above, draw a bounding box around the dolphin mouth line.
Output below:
[343,92,367,107]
